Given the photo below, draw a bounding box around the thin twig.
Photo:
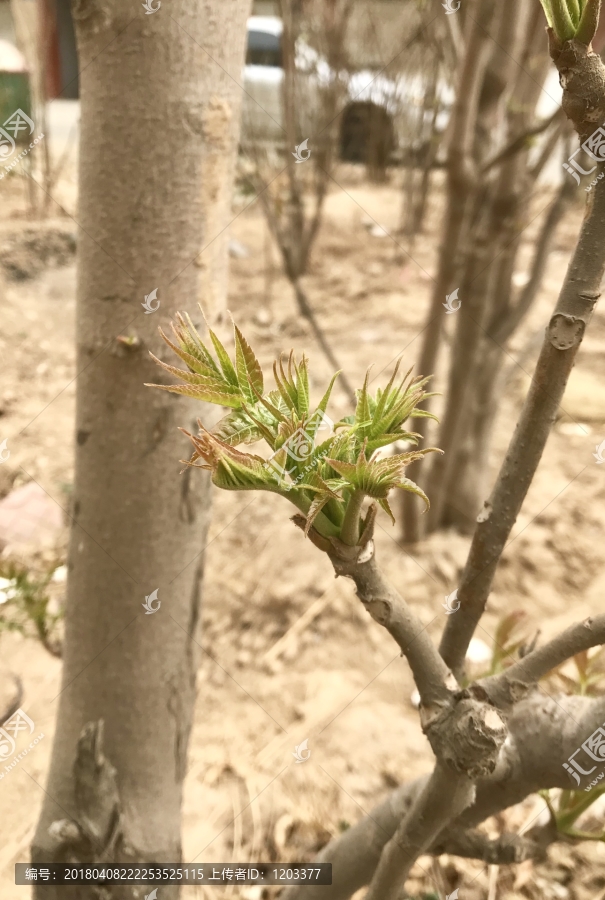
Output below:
[329,553,453,707]
[363,765,474,900]
[481,108,564,174]
[440,165,605,680]
[484,614,605,707]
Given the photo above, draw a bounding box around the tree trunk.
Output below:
[400,0,496,543]
[31,2,250,898]
[426,2,557,534]
[440,173,575,529]
[440,343,505,531]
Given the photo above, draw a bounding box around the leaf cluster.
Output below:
[146,313,441,544]
[539,0,600,44]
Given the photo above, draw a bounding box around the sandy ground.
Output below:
[1,125,605,900]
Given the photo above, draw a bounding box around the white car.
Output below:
[241,16,453,165]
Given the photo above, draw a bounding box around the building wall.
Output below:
[0,0,17,44]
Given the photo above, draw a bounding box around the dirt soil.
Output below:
[1,161,605,900]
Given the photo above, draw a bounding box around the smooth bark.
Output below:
[439,164,605,679]
[283,692,605,900]
[31,2,250,898]
[427,0,550,532]
[401,0,497,542]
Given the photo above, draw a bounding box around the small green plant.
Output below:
[0,563,60,651]
[548,647,605,695]
[486,611,531,676]
[147,313,441,547]
[539,0,600,44]
[540,787,605,841]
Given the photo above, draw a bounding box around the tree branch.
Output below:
[480,108,564,174]
[293,281,356,406]
[328,550,454,707]
[484,614,605,708]
[282,692,605,900]
[488,174,576,346]
[431,821,556,863]
[320,542,507,891]
[364,766,474,900]
[401,0,496,542]
[439,129,605,679]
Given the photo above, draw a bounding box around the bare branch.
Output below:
[246,0,356,407]
[328,550,454,707]
[401,0,496,541]
[484,614,605,708]
[488,174,576,346]
[480,108,564,174]
[293,281,356,406]
[439,142,605,679]
[364,766,474,900]
[282,692,605,900]
[432,821,556,863]
[445,7,464,62]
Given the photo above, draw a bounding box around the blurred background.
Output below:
[1,0,605,898]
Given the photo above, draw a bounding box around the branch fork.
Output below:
[421,686,508,779]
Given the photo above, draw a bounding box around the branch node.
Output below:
[476,501,492,523]
[365,598,392,627]
[547,313,586,349]
[423,692,508,778]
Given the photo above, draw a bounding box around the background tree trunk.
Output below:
[400,0,496,542]
[440,344,505,530]
[31,1,250,897]
[427,2,553,532]
[406,0,569,539]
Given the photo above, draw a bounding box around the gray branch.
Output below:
[326,545,455,709]
[484,614,605,708]
[439,155,605,681]
[282,692,605,900]
[364,766,474,900]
